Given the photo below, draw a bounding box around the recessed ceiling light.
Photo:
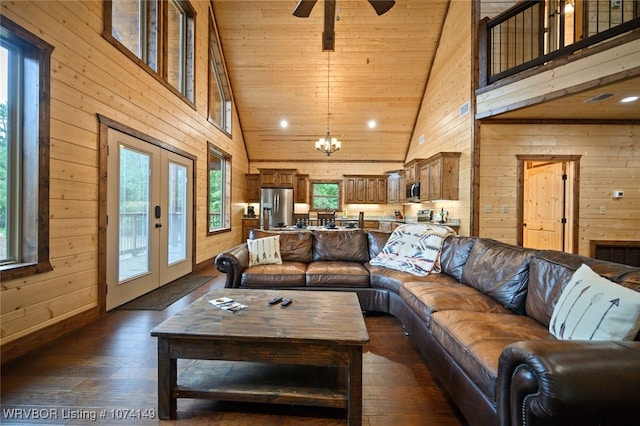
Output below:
[280,120,288,128]
[367,120,377,129]
[620,96,639,103]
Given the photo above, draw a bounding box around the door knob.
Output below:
[155,223,162,228]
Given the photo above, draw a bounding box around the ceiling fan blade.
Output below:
[322,0,336,51]
[368,0,396,16]
[292,0,318,18]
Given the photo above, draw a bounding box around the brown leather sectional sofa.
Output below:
[215,228,640,426]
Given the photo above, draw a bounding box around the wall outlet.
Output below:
[502,205,508,213]
[600,206,606,215]
[484,205,493,213]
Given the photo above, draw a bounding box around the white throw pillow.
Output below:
[247,235,282,267]
[549,264,640,341]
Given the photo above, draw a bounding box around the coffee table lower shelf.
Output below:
[176,360,348,409]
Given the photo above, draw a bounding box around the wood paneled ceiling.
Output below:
[211,1,640,164]
[212,0,450,162]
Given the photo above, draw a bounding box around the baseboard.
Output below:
[194,255,216,273]
[1,306,101,365]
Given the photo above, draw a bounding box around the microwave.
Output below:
[406,183,420,201]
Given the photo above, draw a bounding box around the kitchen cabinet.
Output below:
[242,218,259,241]
[403,159,424,184]
[295,174,309,203]
[258,168,296,187]
[344,175,387,204]
[245,174,260,202]
[419,152,461,201]
[386,171,403,204]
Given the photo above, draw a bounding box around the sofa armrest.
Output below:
[497,339,640,426]
[214,242,249,288]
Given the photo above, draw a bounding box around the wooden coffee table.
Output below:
[150,289,369,424]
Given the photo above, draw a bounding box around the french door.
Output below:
[106,128,193,310]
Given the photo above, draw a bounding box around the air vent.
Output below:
[584,93,614,103]
[460,102,470,116]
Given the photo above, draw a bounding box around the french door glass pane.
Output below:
[168,161,187,265]
[119,146,150,281]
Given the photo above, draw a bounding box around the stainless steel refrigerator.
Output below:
[260,188,294,228]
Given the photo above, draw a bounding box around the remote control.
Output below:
[281,297,293,307]
[268,296,283,305]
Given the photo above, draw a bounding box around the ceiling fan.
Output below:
[293,0,396,51]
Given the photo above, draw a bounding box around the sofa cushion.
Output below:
[549,264,640,341]
[241,262,307,288]
[366,263,436,293]
[366,230,392,259]
[247,235,282,267]
[306,261,370,287]
[430,310,552,401]
[461,239,536,314]
[250,229,313,263]
[400,280,511,326]
[526,251,640,329]
[312,230,369,262]
[440,235,477,281]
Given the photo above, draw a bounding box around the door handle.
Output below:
[155,206,161,219]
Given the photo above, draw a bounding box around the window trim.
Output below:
[102,0,196,106]
[0,16,54,280]
[206,142,231,235]
[309,180,342,212]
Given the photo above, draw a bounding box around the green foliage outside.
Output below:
[209,169,222,229]
[0,102,7,235]
[312,182,339,210]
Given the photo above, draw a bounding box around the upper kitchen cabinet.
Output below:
[386,171,404,204]
[258,168,297,188]
[403,159,424,184]
[245,174,260,202]
[344,175,387,204]
[419,152,461,201]
[295,174,309,203]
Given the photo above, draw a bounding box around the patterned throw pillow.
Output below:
[549,264,640,341]
[247,235,282,267]
[369,224,455,276]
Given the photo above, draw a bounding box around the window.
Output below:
[104,0,195,103]
[0,17,53,279]
[207,143,231,234]
[310,181,341,211]
[208,11,232,134]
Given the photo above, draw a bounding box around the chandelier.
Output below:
[316,51,341,156]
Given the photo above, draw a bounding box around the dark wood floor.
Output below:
[1,269,467,425]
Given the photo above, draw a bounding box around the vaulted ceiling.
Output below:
[211,1,640,164]
[212,0,450,163]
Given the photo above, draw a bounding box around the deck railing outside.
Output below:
[480,0,640,86]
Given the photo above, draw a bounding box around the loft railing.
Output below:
[479,0,640,86]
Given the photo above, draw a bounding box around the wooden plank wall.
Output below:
[404,0,473,236]
[479,123,640,255]
[0,1,249,352]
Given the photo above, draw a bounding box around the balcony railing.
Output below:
[479,0,640,86]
